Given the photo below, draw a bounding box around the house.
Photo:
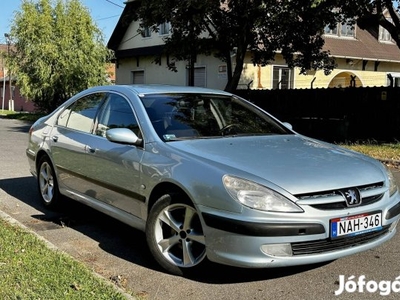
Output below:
[107,2,400,90]
[0,44,35,112]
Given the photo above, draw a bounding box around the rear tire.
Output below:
[37,156,61,209]
[146,193,207,276]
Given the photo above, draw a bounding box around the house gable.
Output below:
[107,0,140,51]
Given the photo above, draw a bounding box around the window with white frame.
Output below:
[340,23,355,37]
[324,24,338,35]
[141,26,151,38]
[379,18,393,42]
[324,21,355,38]
[159,22,171,35]
[272,66,293,89]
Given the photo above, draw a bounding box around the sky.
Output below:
[0,0,125,44]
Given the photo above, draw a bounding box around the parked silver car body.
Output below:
[26,85,400,275]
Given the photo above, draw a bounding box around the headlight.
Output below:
[384,165,398,196]
[222,175,303,212]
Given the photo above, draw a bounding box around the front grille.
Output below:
[291,225,389,255]
[310,194,383,210]
[296,182,385,210]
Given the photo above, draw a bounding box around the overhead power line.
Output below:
[96,14,120,21]
[105,0,124,9]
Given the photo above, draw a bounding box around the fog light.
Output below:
[389,220,399,231]
[261,243,293,257]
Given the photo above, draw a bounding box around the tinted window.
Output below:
[141,94,291,141]
[57,93,105,133]
[96,93,140,137]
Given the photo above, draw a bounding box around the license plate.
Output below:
[330,212,382,238]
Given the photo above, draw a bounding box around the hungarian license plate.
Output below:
[330,212,382,238]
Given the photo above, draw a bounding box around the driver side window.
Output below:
[95,93,140,137]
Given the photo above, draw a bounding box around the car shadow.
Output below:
[11,122,32,133]
[0,176,42,209]
[0,118,33,133]
[0,176,331,283]
[189,261,332,284]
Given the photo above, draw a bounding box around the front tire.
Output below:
[37,156,61,209]
[146,194,207,276]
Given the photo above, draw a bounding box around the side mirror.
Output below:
[282,122,293,130]
[106,128,143,146]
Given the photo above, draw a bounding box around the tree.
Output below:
[134,0,352,92]
[8,0,111,113]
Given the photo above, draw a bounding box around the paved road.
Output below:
[1,117,400,300]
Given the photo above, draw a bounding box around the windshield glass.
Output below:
[140,93,291,141]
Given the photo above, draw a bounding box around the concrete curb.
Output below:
[0,210,135,300]
[380,159,400,169]
[0,210,59,249]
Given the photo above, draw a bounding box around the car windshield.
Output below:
[140,93,291,141]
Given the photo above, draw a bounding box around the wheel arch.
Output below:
[35,149,61,183]
[35,149,51,172]
[147,182,194,214]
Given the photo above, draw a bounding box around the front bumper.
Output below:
[26,148,37,177]
[199,193,400,268]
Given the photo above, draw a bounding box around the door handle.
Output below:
[85,145,96,153]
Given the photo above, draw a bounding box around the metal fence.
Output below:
[234,87,400,143]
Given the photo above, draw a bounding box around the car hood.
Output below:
[166,135,385,195]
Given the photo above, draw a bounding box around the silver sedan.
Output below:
[26,85,400,276]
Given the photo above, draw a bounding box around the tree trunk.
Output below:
[188,52,196,86]
[224,47,246,93]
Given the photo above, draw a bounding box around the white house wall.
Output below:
[118,20,209,51]
[116,54,228,90]
[118,21,165,50]
[116,20,230,90]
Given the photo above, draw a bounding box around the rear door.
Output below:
[51,92,106,195]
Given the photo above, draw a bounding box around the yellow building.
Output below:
[248,21,400,90]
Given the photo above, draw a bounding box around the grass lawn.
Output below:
[0,110,44,122]
[0,218,131,299]
[340,142,400,163]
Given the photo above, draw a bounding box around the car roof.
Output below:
[95,84,234,97]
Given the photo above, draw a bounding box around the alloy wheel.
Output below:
[39,161,55,204]
[153,203,206,268]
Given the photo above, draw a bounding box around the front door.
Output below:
[84,92,145,216]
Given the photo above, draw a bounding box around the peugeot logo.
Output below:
[340,188,362,207]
